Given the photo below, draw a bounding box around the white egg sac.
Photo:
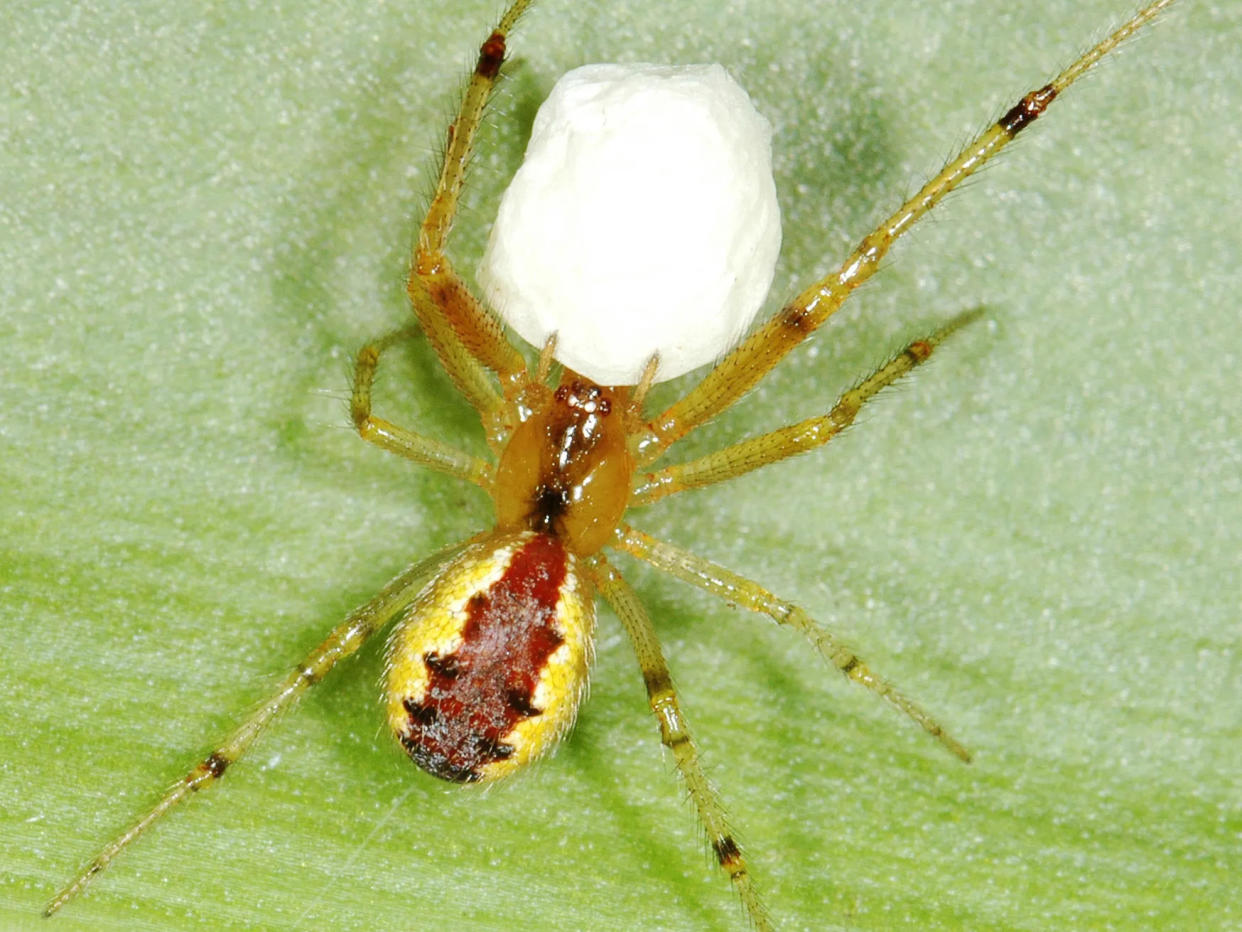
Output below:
[478,63,781,385]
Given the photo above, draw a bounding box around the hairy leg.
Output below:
[638,0,1177,464]
[352,326,493,486]
[588,553,772,932]
[613,524,970,762]
[45,542,466,915]
[633,311,979,504]
[411,0,532,396]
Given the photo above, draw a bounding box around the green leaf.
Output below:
[3,1,1238,929]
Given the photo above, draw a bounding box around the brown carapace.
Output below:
[46,0,1182,927]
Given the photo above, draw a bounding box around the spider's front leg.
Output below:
[411,0,531,400]
[639,0,1177,465]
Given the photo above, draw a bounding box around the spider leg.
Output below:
[411,0,531,398]
[407,277,508,432]
[44,542,466,917]
[352,325,494,487]
[638,0,1177,465]
[633,311,979,504]
[613,524,971,762]
[587,554,772,932]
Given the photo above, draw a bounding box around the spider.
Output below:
[45,0,1181,927]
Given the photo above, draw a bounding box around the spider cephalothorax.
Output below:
[493,376,636,553]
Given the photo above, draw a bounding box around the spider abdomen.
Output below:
[384,530,595,783]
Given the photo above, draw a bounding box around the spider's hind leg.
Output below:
[44,544,464,916]
[614,525,971,762]
[588,554,773,932]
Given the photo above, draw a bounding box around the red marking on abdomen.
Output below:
[400,534,569,783]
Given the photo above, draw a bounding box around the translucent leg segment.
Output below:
[632,311,980,505]
[613,524,971,762]
[411,0,532,392]
[588,554,772,932]
[352,326,494,487]
[44,543,465,916]
[637,0,1178,464]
